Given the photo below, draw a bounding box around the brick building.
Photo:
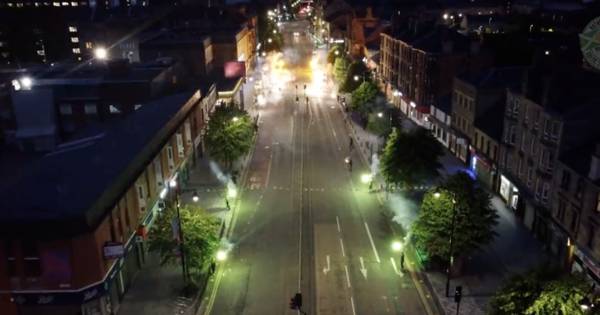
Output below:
[0,88,217,315]
[379,18,490,127]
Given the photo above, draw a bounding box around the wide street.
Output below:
[202,20,432,315]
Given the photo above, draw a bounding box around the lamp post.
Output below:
[433,191,457,297]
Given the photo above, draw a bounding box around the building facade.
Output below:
[0,89,216,315]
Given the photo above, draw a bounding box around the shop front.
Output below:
[499,174,520,211]
[471,150,496,190]
[12,234,144,315]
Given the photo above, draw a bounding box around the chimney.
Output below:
[589,144,600,181]
[366,6,373,19]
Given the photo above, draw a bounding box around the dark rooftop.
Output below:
[474,99,505,141]
[458,66,525,90]
[0,90,199,238]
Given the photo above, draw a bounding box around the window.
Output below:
[176,133,184,158]
[134,104,142,111]
[570,211,579,232]
[587,224,595,249]
[551,122,560,140]
[84,103,97,115]
[535,178,542,200]
[72,48,81,54]
[530,138,537,155]
[597,192,600,212]
[518,157,524,176]
[576,179,584,199]
[68,26,77,33]
[524,104,529,123]
[512,98,520,114]
[59,104,72,115]
[85,42,93,49]
[22,241,41,278]
[560,170,571,191]
[70,37,79,43]
[5,240,17,278]
[520,133,527,152]
[542,182,550,203]
[509,126,517,144]
[544,118,551,136]
[527,167,534,187]
[557,198,566,222]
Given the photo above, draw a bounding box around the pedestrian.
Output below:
[368,180,373,192]
[210,262,216,274]
[348,158,353,172]
[225,198,230,210]
[400,253,405,271]
[349,137,353,149]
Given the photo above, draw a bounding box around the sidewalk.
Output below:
[117,253,194,315]
[340,95,548,314]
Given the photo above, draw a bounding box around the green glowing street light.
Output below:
[360,173,373,184]
[232,116,239,122]
[391,241,403,252]
[216,250,228,262]
[227,186,238,198]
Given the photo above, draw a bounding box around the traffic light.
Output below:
[289,293,302,310]
[454,285,462,303]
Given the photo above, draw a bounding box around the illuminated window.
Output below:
[72,48,81,54]
[70,37,79,43]
[84,103,97,114]
[71,1,77,5]
[68,26,77,33]
[53,2,60,6]
[62,1,68,5]
[85,42,93,49]
[36,50,45,56]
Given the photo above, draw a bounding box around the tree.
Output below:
[525,274,591,315]
[489,269,595,315]
[205,104,255,169]
[488,268,553,315]
[366,111,392,137]
[412,172,498,264]
[327,45,342,64]
[333,55,350,82]
[148,204,221,281]
[340,61,369,93]
[380,128,443,188]
[350,80,378,114]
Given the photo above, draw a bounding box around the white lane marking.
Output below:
[323,255,331,275]
[390,257,403,276]
[336,216,341,233]
[364,222,381,263]
[359,256,368,279]
[344,265,352,288]
[350,296,357,315]
[339,237,346,257]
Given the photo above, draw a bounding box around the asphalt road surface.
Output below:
[202,20,431,315]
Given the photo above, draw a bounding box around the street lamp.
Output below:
[192,191,199,203]
[268,38,273,43]
[433,190,458,297]
[232,116,239,122]
[216,249,228,262]
[94,47,108,60]
[334,50,339,56]
[391,241,403,252]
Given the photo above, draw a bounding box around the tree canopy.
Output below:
[380,128,443,188]
[489,269,595,315]
[340,61,369,93]
[148,204,221,281]
[350,80,378,114]
[327,45,343,64]
[333,55,350,83]
[205,104,255,169]
[412,172,498,261]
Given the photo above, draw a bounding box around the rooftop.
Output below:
[0,90,200,238]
